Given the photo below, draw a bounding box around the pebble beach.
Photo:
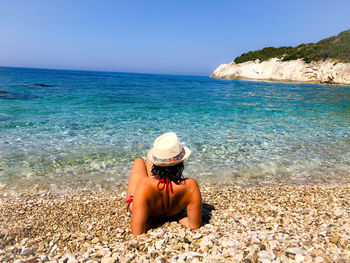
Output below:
[1,183,349,263]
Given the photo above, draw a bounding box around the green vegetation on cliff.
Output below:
[234,29,350,64]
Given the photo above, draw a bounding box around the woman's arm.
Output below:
[131,181,151,235]
[145,152,153,176]
[179,179,202,229]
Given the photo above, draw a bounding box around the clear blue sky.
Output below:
[1,0,349,76]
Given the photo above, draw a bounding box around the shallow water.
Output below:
[0,67,350,190]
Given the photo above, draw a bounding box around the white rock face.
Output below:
[210,58,350,85]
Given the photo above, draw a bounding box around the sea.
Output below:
[1,67,349,191]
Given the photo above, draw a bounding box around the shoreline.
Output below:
[210,75,350,87]
[2,168,350,195]
[1,183,349,262]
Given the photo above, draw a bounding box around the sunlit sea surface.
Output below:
[1,67,349,190]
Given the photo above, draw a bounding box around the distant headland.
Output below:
[210,29,350,85]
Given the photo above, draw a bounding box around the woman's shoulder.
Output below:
[183,177,199,185]
[179,178,200,192]
[135,176,199,193]
[134,176,155,193]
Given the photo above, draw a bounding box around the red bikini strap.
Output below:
[157,178,173,193]
[126,195,134,212]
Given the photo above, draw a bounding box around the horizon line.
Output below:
[0,65,208,78]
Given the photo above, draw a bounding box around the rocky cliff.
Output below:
[210,58,350,85]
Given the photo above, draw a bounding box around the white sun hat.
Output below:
[148,132,191,166]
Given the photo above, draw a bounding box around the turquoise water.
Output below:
[1,67,350,189]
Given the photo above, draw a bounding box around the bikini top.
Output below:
[157,178,173,193]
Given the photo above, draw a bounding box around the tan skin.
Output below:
[126,156,202,236]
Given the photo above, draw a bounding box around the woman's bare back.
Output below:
[137,176,198,216]
[127,158,202,235]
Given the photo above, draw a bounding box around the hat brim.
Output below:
[148,146,191,167]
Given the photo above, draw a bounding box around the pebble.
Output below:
[330,236,339,243]
[319,231,327,237]
[40,255,49,261]
[65,253,78,263]
[24,257,38,263]
[100,248,112,257]
[0,184,349,263]
[235,252,244,261]
[91,238,99,244]
[315,256,325,263]
[295,253,304,263]
[285,247,304,256]
[155,240,164,250]
[50,244,58,253]
[192,233,202,239]
[21,238,29,245]
[311,249,323,257]
[101,258,115,263]
[258,250,272,259]
[278,254,289,262]
[155,257,168,263]
[179,251,203,261]
[21,247,35,257]
[334,209,343,217]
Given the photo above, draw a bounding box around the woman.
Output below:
[126,132,202,235]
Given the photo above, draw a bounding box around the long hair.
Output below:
[151,162,184,183]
